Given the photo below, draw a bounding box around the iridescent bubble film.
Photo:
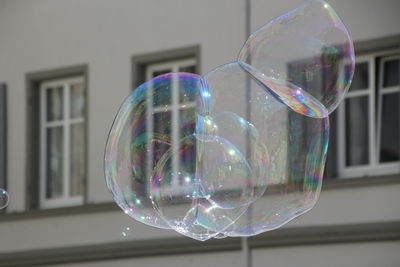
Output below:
[238,0,355,117]
[105,0,353,241]
[0,188,9,209]
[105,73,208,229]
[203,62,329,236]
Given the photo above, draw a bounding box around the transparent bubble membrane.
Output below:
[203,62,329,236]
[0,188,9,209]
[238,0,355,117]
[105,73,208,229]
[105,0,352,241]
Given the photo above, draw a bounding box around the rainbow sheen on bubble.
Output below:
[238,0,354,117]
[105,73,208,229]
[0,188,9,209]
[105,0,353,241]
[203,62,329,236]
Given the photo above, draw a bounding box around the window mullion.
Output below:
[369,57,376,167]
[171,68,180,186]
[64,83,71,199]
[146,82,154,195]
[337,97,346,177]
[376,57,385,164]
[40,86,47,206]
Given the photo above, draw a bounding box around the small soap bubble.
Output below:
[121,226,131,237]
[0,188,9,209]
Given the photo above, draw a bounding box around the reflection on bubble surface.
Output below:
[238,0,354,117]
[0,188,9,209]
[203,62,329,236]
[105,0,352,240]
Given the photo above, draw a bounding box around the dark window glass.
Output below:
[152,69,171,78]
[350,62,369,91]
[383,59,399,87]
[70,123,85,196]
[153,112,172,166]
[179,65,196,73]
[46,126,63,198]
[152,112,173,185]
[152,80,172,107]
[345,97,369,166]
[380,93,400,162]
[70,83,85,119]
[46,87,63,121]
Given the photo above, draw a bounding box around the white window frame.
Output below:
[145,58,197,195]
[377,54,400,170]
[39,76,85,209]
[338,50,400,178]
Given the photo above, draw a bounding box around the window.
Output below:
[145,58,197,195]
[131,46,200,196]
[39,76,86,208]
[337,51,400,178]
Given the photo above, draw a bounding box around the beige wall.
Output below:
[42,242,400,267]
[0,183,399,253]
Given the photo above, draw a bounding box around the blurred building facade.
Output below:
[0,0,399,266]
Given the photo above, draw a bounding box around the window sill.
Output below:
[0,174,399,222]
[323,174,400,190]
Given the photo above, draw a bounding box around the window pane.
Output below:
[70,123,85,196]
[70,83,85,119]
[179,108,196,178]
[152,69,170,78]
[46,87,63,121]
[153,112,172,162]
[345,97,369,166]
[151,79,171,107]
[178,65,196,73]
[380,93,399,162]
[383,59,399,87]
[46,126,63,199]
[153,112,172,183]
[179,77,197,103]
[349,62,369,91]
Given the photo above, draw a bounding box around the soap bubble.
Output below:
[203,62,329,236]
[0,188,9,209]
[238,0,355,117]
[105,73,208,229]
[105,0,351,241]
[121,226,131,237]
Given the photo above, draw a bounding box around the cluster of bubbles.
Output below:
[105,0,354,241]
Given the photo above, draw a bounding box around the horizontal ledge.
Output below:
[0,221,399,266]
[0,174,399,222]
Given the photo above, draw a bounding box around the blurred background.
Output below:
[0,0,399,266]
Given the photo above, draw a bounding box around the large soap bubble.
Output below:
[105,73,265,240]
[105,0,352,241]
[238,0,355,117]
[105,73,208,229]
[203,62,329,236]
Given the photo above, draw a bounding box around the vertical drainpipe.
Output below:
[242,0,252,267]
